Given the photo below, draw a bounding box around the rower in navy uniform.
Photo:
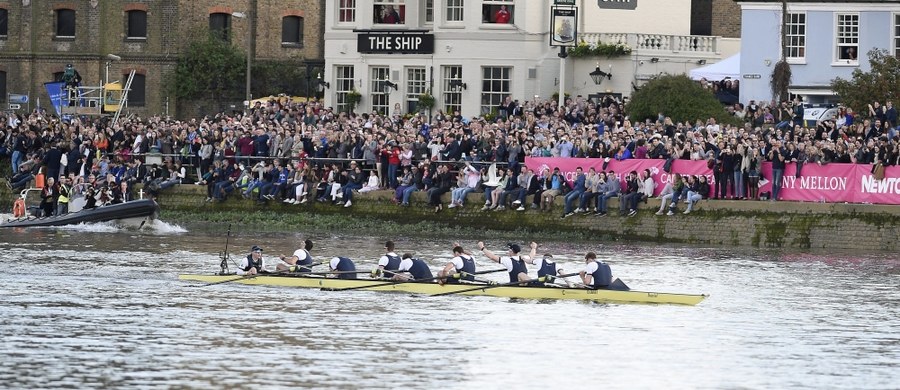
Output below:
[329,256,358,279]
[373,240,401,278]
[477,241,529,284]
[522,241,563,286]
[277,239,315,273]
[579,252,628,290]
[392,253,434,281]
[237,245,265,276]
[438,245,476,285]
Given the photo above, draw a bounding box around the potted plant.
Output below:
[345,89,362,113]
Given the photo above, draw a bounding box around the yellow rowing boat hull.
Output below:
[178,274,707,306]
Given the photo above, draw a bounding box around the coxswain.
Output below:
[392,253,434,281]
[477,241,529,284]
[438,245,476,285]
[329,256,358,279]
[277,239,315,273]
[373,240,401,278]
[579,252,613,289]
[237,245,265,276]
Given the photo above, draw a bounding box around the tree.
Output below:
[626,74,735,125]
[831,49,900,115]
[171,34,246,101]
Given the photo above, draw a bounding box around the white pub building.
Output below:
[322,0,739,117]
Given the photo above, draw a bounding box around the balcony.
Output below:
[580,33,720,55]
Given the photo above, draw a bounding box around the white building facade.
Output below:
[323,0,738,117]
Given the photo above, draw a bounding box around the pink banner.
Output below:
[526,157,900,205]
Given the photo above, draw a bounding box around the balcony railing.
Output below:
[580,33,720,54]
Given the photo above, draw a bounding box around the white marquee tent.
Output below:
[689,53,740,81]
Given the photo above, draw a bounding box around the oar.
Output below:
[336,268,508,292]
[431,272,581,297]
[193,274,260,287]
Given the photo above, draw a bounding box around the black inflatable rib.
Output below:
[1,199,159,228]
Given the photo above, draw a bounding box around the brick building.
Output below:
[0,0,324,118]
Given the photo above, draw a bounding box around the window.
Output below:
[0,72,6,102]
[894,13,900,58]
[339,0,356,23]
[127,10,147,39]
[424,0,433,24]
[209,12,230,41]
[0,9,8,37]
[335,65,355,113]
[442,66,462,114]
[481,66,510,115]
[56,8,76,38]
[446,0,464,22]
[406,67,426,114]
[282,16,303,46]
[785,13,805,61]
[836,13,859,62]
[482,0,513,24]
[370,67,390,115]
[374,0,405,25]
[53,71,65,82]
[127,73,146,106]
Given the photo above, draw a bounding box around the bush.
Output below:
[626,74,738,125]
[171,34,245,101]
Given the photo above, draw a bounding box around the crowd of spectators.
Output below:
[1,93,899,216]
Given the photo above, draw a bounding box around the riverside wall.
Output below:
[2,181,898,252]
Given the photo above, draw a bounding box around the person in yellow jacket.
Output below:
[56,176,72,216]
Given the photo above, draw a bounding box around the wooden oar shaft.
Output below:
[431,272,581,297]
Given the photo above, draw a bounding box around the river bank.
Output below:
[2,180,898,251]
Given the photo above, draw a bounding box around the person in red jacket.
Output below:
[494,5,510,23]
[382,141,401,189]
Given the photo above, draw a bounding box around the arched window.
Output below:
[127,10,147,39]
[56,8,76,38]
[209,12,230,41]
[282,16,303,46]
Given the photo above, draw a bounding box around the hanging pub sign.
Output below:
[357,31,435,54]
[598,0,637,10]
[550,7,578,47]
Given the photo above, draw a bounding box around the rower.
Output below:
[523,241,561,286]
[277,239,314,273]
[477,241,529,284]
[373,240,401,278]
[237,245,264,276]
[392,253,434,281]
[438,245,476,285]
[579,252,613,289]
[329,256,357,280]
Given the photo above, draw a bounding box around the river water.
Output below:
[0,220,898,389]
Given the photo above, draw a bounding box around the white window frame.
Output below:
[424,0,434,25]
[446,0,464,23]
[834,12,859,66]
[406,67,427,114]
[370,66,391,115]
[785,12,806,64]
[335,65,355,113]
[893,12,900,59]
[442,65,463,115]
[338,0,356,24]
[374,0,406,26]
[480,66,511,115]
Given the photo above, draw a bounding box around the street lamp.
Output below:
[232,11,252,108]
[381,79,398,95]
[589,63,612,85]
[316,73,330,93]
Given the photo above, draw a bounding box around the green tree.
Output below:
[831,49,900,116]
[251,60,311,98]
[626,74,735,124]
[172,34,246,101]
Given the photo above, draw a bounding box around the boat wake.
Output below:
[145,219,188,234]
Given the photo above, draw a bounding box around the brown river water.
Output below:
[0,220,898,389]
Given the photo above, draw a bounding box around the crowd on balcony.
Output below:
[1,93,898,216]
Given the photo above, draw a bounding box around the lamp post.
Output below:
[232,11,252,108]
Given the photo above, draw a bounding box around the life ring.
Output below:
[13,198,26,218]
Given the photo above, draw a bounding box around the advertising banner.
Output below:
[43,81,66,116]
[526,157,900,205]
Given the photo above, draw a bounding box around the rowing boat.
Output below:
[178,273,707,305]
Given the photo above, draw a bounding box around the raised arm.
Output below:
[477,241,500,263]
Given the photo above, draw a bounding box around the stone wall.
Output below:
[125,184,900,252]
